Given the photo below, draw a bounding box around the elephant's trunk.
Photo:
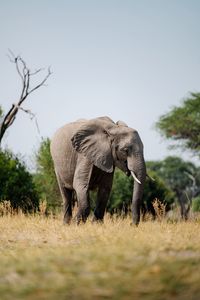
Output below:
[128,155,146,225]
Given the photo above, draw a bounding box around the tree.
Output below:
[156,92,200,155]
[0,150,39,211]
[147,157,200,219]
[0,51,51,144]
[34,138,61,211]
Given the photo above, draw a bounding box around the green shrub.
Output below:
[0,149,39,211]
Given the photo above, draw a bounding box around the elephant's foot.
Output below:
[76,208,90,224]
[92,215,104,224]
[63,216,72,225]
[130,222,139,227]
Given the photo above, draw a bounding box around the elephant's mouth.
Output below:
[125,167,141,184]
[116,159,141,183]
[124,161,131,176]
[125,161,142,184]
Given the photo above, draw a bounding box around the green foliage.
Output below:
[147,156,200,197]
[0,150,39,211]
[192,196,200,212]
[34,138,61,211]
[107,168,173,215]
[156,92,200,153]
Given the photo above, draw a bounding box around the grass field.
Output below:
[0,213,200,300]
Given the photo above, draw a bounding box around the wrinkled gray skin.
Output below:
[50,116,146,225]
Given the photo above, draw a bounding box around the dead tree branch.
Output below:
[0,52,52,144]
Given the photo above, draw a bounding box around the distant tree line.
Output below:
[2,135,200,217]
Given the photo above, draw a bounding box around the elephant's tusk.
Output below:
[131,171,141,184]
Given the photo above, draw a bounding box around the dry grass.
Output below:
[0,212,200,300]
[152,198,166,221]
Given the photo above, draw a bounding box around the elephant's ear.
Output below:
[71,121,114,173]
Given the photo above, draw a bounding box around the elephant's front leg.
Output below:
[75,186,90,224]
[93,172,114,222]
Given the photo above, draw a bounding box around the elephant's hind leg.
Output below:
[56,172,72,224]
[62,188,73,224]
[93,187,110,221]
[73,158,93,224]
[93,173,113,222]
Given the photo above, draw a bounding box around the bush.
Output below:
[192,197,200,212]
[0,150,39,212]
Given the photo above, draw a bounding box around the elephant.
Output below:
[50,116,146,225]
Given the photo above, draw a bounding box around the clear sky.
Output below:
[0,0,200,168]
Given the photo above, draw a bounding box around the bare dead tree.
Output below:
[0,50,52,145]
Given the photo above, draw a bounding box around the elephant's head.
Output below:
[71,116,146,225]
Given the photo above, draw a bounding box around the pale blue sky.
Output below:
[0,0,200,167]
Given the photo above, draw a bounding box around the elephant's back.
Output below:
[50,121,82,188]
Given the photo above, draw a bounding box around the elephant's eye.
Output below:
[121,147,128,154]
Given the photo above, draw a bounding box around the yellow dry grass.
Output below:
[0,213,200,300]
